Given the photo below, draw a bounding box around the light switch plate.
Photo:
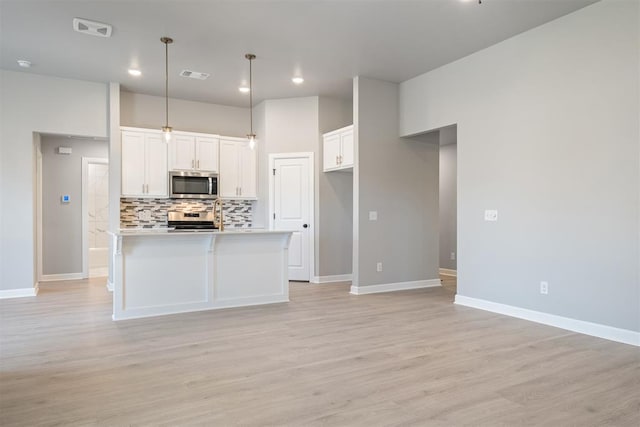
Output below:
[369,211,378,221]
[484,210,498,221]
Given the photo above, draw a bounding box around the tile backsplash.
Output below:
[120,198,252,228]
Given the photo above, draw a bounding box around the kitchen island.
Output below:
[109,229,292,320]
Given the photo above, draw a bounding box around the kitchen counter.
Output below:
[108,229,293,320]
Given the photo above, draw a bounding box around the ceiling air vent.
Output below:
[180,70,210,80]
[73,18,112,38]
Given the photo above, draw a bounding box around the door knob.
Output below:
[303,224,308,228]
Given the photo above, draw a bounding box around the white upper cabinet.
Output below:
[169,133,219,173]
[121,130,168,198]
[323,125,354,172]
[219,138,257,199]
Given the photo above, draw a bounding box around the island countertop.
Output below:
[110,228,294,237]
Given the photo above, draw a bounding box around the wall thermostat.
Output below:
[61,195,70,203]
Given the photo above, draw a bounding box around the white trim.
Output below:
[106,280,114,292]
[268,152,315,282]
[82,157,109,279]
[350,279,441,295]
[39,273,84,282]
[455,295,640,347]
[439,268,457,277]
[0,285,39,299]
[310,274,352,284]
[35,134,43,283]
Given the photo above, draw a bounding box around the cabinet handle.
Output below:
[197,160,200,169]
[145,184,149,194]
[340,155,343,164]
[192,159,195,169]
[336,155,339,165]
[142,184,145,194]
[240,187,242,196]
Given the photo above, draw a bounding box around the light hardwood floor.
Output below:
[1,277,638,426]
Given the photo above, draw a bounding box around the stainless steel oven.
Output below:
[169,171,218,199]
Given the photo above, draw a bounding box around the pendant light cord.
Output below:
[165,39,169,128]
[249,55,253,135]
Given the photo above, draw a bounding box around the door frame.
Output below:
[268,152,315,282]
[82,157,109,278]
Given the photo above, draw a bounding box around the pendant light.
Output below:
[161,36,173,142]
[245,53,256,150]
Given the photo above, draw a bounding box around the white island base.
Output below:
[110,230,292,321]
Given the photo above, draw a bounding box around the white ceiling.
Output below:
[1,0,598,107]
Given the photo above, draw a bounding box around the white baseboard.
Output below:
[40,273,84,282]
[310,274,352,284]
[106,281,114,292]
[455,295,640,347]
[350,279,441,295]
[439,268,457,277]
[0,284,39,299]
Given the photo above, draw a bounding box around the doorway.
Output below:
[269,152,314,281]
[439,125,457,292]
[37,134,108,283]
[82,158,109,278]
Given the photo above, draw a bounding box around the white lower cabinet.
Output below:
[323,125,354,172]
[219,138,257,199]
[121,130,168,197]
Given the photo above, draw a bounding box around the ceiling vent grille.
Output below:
[73,18,112,38]
[180,70,210,80]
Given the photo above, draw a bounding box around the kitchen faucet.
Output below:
[213,198,224,231]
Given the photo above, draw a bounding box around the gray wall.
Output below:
[253,96,353,278]
[41,136,108,275]
[318,97,353,276]
[399,0,639,331]
[439,136,457,270]
[0,70,108,291]
[354,77,440,288]
[120,91,249,137]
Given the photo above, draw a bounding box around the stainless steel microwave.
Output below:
[169,171,218,199]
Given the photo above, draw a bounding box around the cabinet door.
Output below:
[239,142,257,198]
[323,134,341,171]
[121,131,146,196]
[171,135,195,171]
[219,140,239,198]
[145,134,168,197]
[340,128,354,168]
[196,137,219,172]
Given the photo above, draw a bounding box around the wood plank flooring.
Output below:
[1,277,638,426]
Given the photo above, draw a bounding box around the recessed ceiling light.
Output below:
[239,86,250,93]
[17,60,31,68]
[292,76,304,85]
[128,69,142,76]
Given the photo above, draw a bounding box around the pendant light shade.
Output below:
[245,53,256,150]
[161,37,173,142]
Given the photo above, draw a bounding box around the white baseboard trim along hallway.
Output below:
[439,268,457,277]
[350,279,441,295]
[455,295,640,347]
[0,284,39,299]
[40,273,84,282]
[310,274,352,284]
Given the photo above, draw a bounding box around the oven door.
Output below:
[170,172,218,199]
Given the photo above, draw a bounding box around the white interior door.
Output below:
[273,157,310,281]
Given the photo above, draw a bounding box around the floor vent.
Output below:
[73,18,112,38]
[180,70,210,80]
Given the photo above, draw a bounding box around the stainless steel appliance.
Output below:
[169,171,218,199]
[167,211,216,230]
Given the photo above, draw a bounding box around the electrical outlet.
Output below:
[450,252,456,260]
[484,210,498,221]
[369,211,378,221]
[376,262,383,272]
[540,281,549,295]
